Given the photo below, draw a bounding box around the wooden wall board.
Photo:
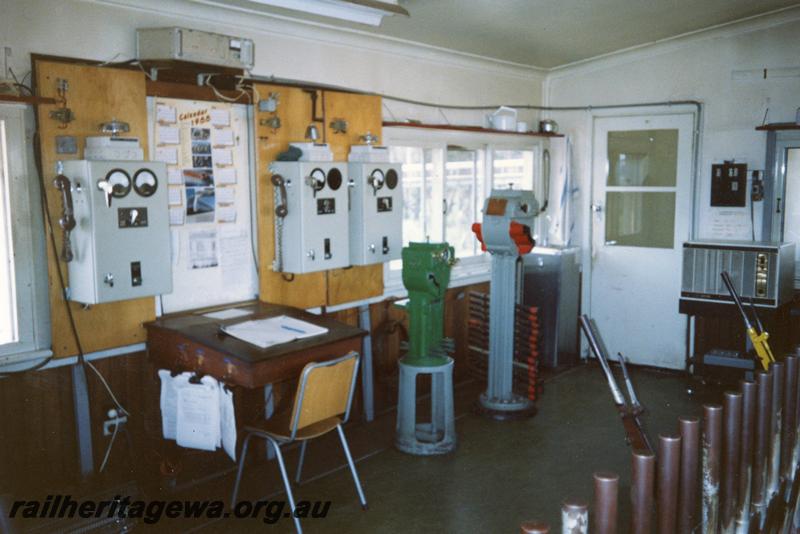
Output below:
[34,60,153,357]
[323,92,384,305]
[253,83,327,308]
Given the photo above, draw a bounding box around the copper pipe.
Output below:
[520,521,550,534]
[631,448,655,534]
[657,434,681,534]
[593,471,619,534]
[752,370,773,525]
[561,500,588,534]
[783,356,798,485]
[703,403,723,533]
[721,391,743,533]
[736,380,757,534]
[768,362,785,504]
[678,416,700,534]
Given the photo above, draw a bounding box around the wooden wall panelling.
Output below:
[34,60,154,357]
[253,83,327,308]
[323,91,385,305]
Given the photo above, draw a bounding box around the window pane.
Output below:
[782,147,800,278]
[0,120,17,344]
[607,129,678,187]
[424,149,443,241]
[445,149,478,258]
[493,150,534,190]
[605,191,676,248]
[389,146,425,246]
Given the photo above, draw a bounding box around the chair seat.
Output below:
[243,411,343,442]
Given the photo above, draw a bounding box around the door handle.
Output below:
[591,204,603,213]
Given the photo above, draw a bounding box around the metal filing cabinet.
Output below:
[522,246,581,368]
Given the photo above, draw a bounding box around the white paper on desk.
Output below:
[203,307,252,320]
[176,375,221,451]
[220,385,237,462]
[222,315,328,349]
[159,370,191,441]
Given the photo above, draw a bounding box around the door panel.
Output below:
[590,114,694,369]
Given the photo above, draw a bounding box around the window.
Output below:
[384,127,543,290]
[0,105,50,366]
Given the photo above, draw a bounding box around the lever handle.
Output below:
[97,180,113,208]
[271,174,288,217]
[53,174,76,262]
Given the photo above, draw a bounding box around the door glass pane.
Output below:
[0,120,17,345]
[493,150,534,190]
[605,191,676,248]
[782,147,800,277]
[445,149,478,258]
[607,129,678,187]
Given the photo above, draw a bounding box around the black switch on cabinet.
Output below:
[131,261,142,286]
[324,238,332,260]
[382,236,389,255]
[710,161,747,207]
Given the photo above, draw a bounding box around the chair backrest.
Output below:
[289,352,360,438]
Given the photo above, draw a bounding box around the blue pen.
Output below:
[281,324,306,334]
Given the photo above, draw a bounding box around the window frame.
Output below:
[383,126,546,293]
[0,104,51,366]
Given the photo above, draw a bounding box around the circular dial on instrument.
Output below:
[308,168,326,191]
[327,168,343,190]
[104,169,131,198]
[368,169,385,190]
[385,168,399,190]
[133,168,159,197]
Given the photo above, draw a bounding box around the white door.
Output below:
[589,114,694,369]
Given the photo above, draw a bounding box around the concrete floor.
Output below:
[195,362,722,533]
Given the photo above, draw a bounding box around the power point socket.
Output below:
[103,409,128,436]
[751,170,764,202]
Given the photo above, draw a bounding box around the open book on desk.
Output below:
[220,315,329,349]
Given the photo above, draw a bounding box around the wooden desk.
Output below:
[145,302,366,389]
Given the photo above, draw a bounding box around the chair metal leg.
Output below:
[295,440,308,484]
[268,437,302,534]
[336,424,368,510]
[230,433,253,508]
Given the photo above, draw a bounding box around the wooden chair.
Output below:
[230,351,366,533]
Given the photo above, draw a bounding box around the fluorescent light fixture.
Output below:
[244,0,409,26]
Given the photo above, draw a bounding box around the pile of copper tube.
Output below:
[521,346,800,533]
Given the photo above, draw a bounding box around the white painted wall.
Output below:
[0,0,544,127]
[544,10,800,248]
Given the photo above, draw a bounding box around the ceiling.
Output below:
[229,0,800,68]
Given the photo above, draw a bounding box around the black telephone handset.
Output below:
[272,174,288,217]
[53,174,76,262]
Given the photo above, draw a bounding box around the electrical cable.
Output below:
[99,421,119,473]
[0,355,53,377]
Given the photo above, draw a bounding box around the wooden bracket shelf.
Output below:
[756,122,800,131]
[0,93,58,105]
[382,121,564,137]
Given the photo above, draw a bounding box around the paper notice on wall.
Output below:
[220,385,237,462]
[220,228,250,279]
[171,230,181,267]
[707,209,753,240]
[169,206,185,226]
[212,148,233,166]
[215,168,236,185]
[158,126,180,145]
[210,108,230,127]
[156,104,177,124]
[213,129,235,146]
[155,147,178,165]
[217,206,237,223]
[168,187,183,206]
[216,187,235,205]
[189,229,219,269]
[176,376,221,452]
[167,168,183,185]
